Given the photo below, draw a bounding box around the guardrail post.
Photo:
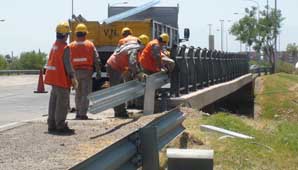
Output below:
[201,49,208,87]
[170,45,180,97]
[195,48,203,89]
[140,126,160,170]
[187,46,197,91]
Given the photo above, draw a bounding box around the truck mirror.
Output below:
[184,28,190,40]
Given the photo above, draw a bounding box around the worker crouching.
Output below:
[106,33,149,118]
[139,33,175,75]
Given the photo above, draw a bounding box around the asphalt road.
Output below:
[0,75,75,126]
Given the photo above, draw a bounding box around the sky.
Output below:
[0,0,297,56]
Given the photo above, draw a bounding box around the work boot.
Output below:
[115,111,129,118]
[70,107,76,113]
[48,126,57,133]
[56,123,75,134]
[75,115,89,120]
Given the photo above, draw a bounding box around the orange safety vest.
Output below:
[69,40,94,70]
[108,37,139,72]
[44,41,71,89]
[118,35,139,46]
[139,39,162,73]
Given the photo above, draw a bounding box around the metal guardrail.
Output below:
[170,45,249,97]
[70,108,185,170]
[0,70,40,75]
[88,72,168,115]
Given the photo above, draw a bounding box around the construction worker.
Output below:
[106,34,149,117]
[69,23,101,120]
[139,33,175,74]
[118,27,139,46]
[44,22,78,134]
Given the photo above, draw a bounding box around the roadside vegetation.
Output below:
[161,73,298,170]
[0,51,47,70]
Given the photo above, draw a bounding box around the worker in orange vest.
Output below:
[69,23,101,120]
[44,22,78,134]
[139,33,175,75]
[106,34,149,117]
[118,27,139,46]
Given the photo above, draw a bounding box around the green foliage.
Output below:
[0,50,47,70]
[0,55,8,70]
[249,60,271,67]
[18,51,47,69]
[286,43,298,57]
[276,60,295,74]
[230,6,284,66]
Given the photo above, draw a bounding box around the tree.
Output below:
[286,43,298,58]
[18,51,47,69]
[0,55,8,70]
[230,6,284,71]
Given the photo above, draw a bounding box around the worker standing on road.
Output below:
[69,23,101,120]
[106,34,149,118]
[139,33,175,75]
[44,22,78,134]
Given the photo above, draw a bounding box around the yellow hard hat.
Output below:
[121,27,132,35]
[160,33,169,44]
[56,22,70,34]
[75,23,88,33]
[138,34,149,45]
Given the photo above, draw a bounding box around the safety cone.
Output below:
[34,69,48,93]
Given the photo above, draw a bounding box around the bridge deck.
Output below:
[169,73,253,109]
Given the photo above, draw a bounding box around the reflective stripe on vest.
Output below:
[73,57,88,62]
[44,41,71,88]
[45,66,56,70]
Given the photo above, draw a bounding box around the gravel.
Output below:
[0,113,164,170]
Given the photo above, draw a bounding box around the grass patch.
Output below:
[160,73,298,170]
[256,73,298,121]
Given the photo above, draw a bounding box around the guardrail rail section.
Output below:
[70,108,185,170]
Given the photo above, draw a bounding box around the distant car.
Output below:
[249,65,259,70]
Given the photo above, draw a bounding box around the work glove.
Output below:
[121,70,132,80]
[96,71,101,80]
[136,72,148,81]
[160,67,169,74]
[71,78,78,90]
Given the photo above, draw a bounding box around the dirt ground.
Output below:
[0,112,164,170]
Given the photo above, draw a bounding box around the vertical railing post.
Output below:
[140,126,159,170]
[187,46,196,91]
[195,47,203,89]
[201,49,208,87]
[170,45,180,97]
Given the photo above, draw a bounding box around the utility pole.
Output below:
[220,20,224,51]
[208,24,215,50]
[274,0,277,72]
[72,0,74,19]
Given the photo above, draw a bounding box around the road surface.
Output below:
[0,75,75,126]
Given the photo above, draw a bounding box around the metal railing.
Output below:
[70,108,185,170]
[0,70,40,75]
[169,45,249,97]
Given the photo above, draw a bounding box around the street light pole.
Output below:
[274,0,277,72]
[71,0,74,19]
[220,20,224,51]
